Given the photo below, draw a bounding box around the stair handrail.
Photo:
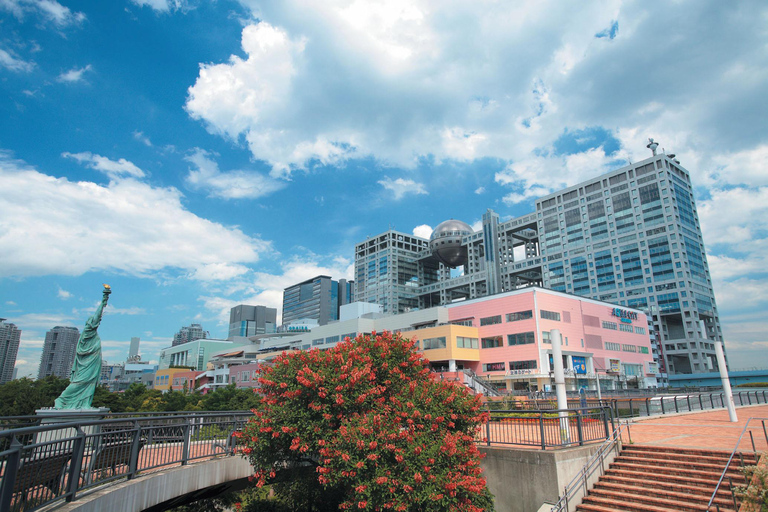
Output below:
[706,416,768,512]
[549,421,628,512]
[461,369,501,397]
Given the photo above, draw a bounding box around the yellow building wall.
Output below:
[400,325,481,362]
[154,367,190,391]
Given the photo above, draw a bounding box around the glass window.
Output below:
[480,315,502,326]
[422,337,447,350]
[508,332,535,346]
[456,336,478,349]
[540,310,561,321]
[481,336,504,349]
[483,362,505,372]
[506,310,533,322]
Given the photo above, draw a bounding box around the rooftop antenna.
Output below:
[646,138,659,156]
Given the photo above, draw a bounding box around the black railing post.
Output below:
[539,412,546,450]
[747,392,752,405]
[629,399,633,418]
[710,393,714,409]
[181,418,191,465]
[645,398,650,417]
[576,412,584,446]
[660,397,666,415]
[687,395,691,411]
[127,420,142,480]
[0,437,22,511]
[699,394,703,411]
[612,399,619,420]
[720,393,724,408]
[603,408,610,440]
[485,414,491,447]
[66,427,87,502]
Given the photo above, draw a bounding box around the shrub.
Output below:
[239,331,494,511]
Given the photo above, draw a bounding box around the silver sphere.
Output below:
[429,219,472,267]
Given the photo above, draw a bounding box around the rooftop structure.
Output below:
[228,304,277,339]
[38,326,80,379]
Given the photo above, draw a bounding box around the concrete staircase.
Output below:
[576,444,757,512]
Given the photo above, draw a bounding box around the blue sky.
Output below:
[1,0,767,379]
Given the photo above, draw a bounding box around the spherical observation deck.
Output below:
[429,219,473,268]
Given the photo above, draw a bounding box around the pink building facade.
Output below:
[230,362,260,389]
[444,288,657,392]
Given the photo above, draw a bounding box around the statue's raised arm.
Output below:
[54,285,111,410]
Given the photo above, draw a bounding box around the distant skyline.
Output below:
[1,1,767,379]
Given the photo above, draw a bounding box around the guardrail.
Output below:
[482,407,614,450]
[525,390,768,419]
[706,417,768,512]
[549,423,628,512]
[0,411,252,512]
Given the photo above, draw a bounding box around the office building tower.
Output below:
[0,319,21,384]
[228,305,278,339]
[282,276,354,326]
[129,337,140,360]
[172,323,209,347]
[38,326,80,379]
[354,141,722,380]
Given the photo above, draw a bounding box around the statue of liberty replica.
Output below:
[54,284,111,410]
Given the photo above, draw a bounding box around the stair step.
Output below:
[626,444,756,461]
[592,481,733,507]
[620,447,756,466]
[613,455,746,473]
[608,461,746,482]
[580,494,735,512]
[599,474,735,497]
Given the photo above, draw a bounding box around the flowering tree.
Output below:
[239,331,494,511]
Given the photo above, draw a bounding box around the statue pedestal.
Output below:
[34,407,110,445]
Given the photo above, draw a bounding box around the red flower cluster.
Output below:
[239,331,494,511]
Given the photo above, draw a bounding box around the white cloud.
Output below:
[199,254,354,326]
[0,151,272,278]
[63,151,146,179]
[56,64,92,84]
[412,224,432,239]
[377,176,427,200]
[57,287,72,300]
[133,130,153,147]
[130,0,188,13]
[474,187,485,195]
[1,0,86,27]
[184,148,286,199]
[0,48,34,72]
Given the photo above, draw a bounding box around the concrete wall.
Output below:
[57,457,254,512]
[480,444,618,512]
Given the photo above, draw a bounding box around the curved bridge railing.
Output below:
[0,411,252,512]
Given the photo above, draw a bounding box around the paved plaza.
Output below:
[621,403,768,453]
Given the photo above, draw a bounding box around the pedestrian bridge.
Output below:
[0,411,252,512]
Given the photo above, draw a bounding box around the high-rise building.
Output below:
[0,319,21,384]
[129,337,140,360]
[172,323,209,347]
[228,305,277,339]
[38,326,80,379]
[354,143,722,380]
[282,276,354,326]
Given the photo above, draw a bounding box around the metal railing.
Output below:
[525,390,768,419]
[481,407,614,450]
[0,411,252,512]
[549,423,628,512]
[706,417,768,512]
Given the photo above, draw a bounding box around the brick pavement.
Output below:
[621,403,768,453]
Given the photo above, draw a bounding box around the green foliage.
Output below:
[0,376,70,416]
[735,456,768,511]
[241,331,494,512]
[0,378,262,416]
[736,383,768,388]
